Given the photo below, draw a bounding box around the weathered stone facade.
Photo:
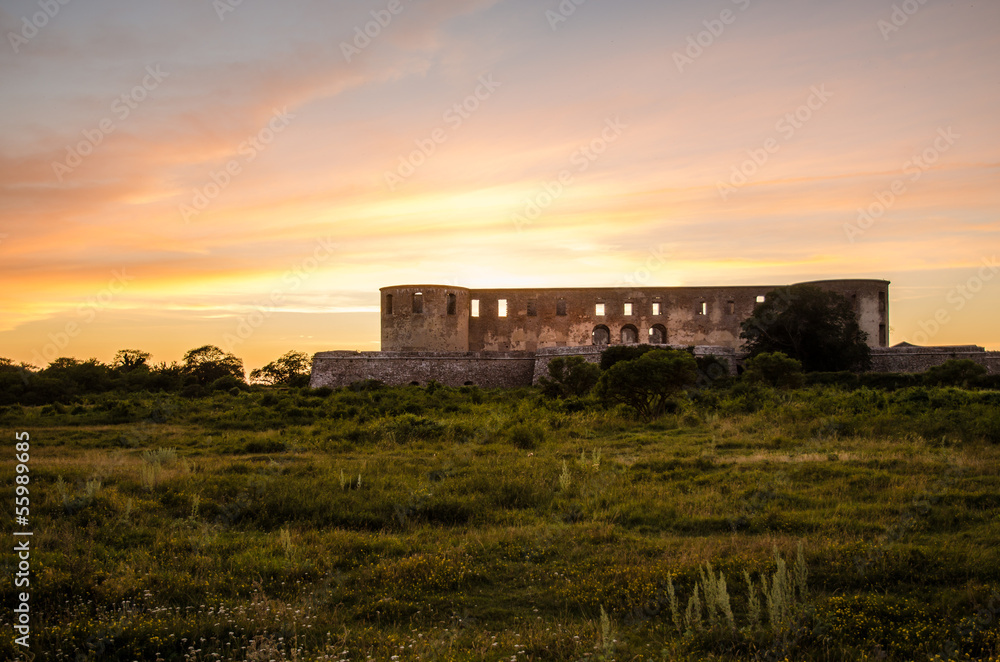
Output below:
[379,279,890,352]
[310,345,743,389]
[311,279,897,388]
[310,350,537,389]
[309,278,1000,387]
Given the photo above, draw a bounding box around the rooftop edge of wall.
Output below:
[380,278,889,293]
[313,350,537,360]
[873,345,987,354]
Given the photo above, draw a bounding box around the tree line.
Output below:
[0,347,311,405]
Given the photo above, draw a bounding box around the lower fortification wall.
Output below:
[871,346,1000,375]
[309,351,537,388]
[310,345,999,389]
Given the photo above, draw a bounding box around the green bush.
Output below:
[599,344,658,371]
[742,352,805,389]
[507,421,547,449]
[210,375,249,392]
[350,379,385,392]
[539,356,601,398]
[922,359,988,387]
[596,349,698,420]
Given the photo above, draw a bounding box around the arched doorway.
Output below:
[592,325,610,346]
[648,324,667,344]
[620,325,639,344]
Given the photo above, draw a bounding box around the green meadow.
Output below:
[2,382,999,661]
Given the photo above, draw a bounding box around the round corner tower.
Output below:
[380,285,471,352]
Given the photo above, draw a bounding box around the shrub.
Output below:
[922,359,988,387]
[596,349,698,420]
[210,374,249,392]
[742,352,805,389]
[599,344,658,371]
[507,421,546,449]
[539,356,601,398]
[695,355,731,389]
[350,379,384,392]
[857,372,921,390]
[180,384,206,398]
[806,371,860,389]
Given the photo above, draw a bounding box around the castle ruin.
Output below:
[308,278,1000,389]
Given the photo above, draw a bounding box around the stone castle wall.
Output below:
[309,351,536,389]
[310,344,999,389]
[379,279,890,353]
[871,345,1000,375]
[309,278,997,388]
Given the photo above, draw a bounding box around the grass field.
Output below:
[2,382,999,661]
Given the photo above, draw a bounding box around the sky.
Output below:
[1,0,998,371]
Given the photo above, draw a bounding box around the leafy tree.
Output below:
[144,362,185,392]
[539,356,601,398]
[740,285,871,372]
[42,357,112,393]
[599,344,658,371]
[112,349,151,372]
[249,350,311,387]
[742,352,805,389]
[595,349,698,420]
[182,345,245,385]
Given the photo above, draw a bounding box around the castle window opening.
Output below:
[756,295,765,303]
[595,303,606,316]
[621,325,638,344]
[498,299,508,317]
[447,293,457,315]
[878,291,886,312]
[879,323,887,346]
[412,292,424,314]
[698,301,707,316]
[623,302,633,316]
[649,324,667,344]
[852,294,858,310]
[471,299,480,317]
[652,302,662,316]
[592,325,610,346]
[727,301,735,315]
[385,294,393,315]
[556,298,567,316]
[527,300,538,317]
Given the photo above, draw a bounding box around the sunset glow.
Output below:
[2,0,998,370]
